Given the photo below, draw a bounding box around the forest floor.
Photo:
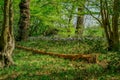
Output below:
[0,39,120,80]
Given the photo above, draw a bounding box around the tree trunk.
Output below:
[18,0,30,41]
[111,0,120,50]
[0,0,15,68]
[100,0,120,51]
[75,7,84,36]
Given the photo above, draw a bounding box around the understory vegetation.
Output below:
[0,34,120,79]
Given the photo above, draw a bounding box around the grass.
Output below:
[0,39,120,80]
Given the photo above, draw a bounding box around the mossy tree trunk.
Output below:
[75,7,84,35]
[18,0,30,41]
[0,0,15,68]
[75,3,84,37]
[100,0,120,51]
[111,0,120,50]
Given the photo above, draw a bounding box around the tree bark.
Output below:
[111,0,120,50]
[100,0,120,51]
[0,0,15,68]
[18,0,30,41]
[75,7,84,36]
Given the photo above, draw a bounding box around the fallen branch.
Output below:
[16,45,97,63]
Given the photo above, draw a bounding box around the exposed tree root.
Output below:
[16,45,98,63]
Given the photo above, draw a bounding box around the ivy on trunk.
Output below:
[0,0,15,68]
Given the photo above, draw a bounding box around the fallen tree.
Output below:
[16,45,98,63]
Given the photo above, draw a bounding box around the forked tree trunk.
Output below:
[100,0,120,51]
[0,0,15,68]
[18,0,30,41]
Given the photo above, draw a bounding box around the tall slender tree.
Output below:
[0,0,15,68]
[18,0,30,41]
[75,1,85,36]
[75,7,84,35]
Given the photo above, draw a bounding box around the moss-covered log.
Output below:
[16,45,97,63]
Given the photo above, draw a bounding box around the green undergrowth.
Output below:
[0,39,120,80]
[17,38,107,54]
